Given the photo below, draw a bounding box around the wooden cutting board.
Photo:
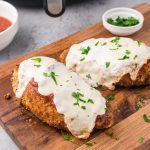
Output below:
[0,3,150,150]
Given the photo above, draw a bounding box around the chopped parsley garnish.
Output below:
[137,41,141,47]
[85,142,94,147]
[80,46,90,55]
[109,47,119,50]
[87,99,94,104]
[95,41,99,46]
[107,16,139,27]
[138,137,145,143]
[125,50,131,55]
[80,57,85,61]
[72,91,85,106]
[105,107,109,112]
[118,55,129,60]
[101,42,107,46]
[43,72,58,85]
[32,57,42,63]
[61,130,77,144]
[106,62,110,68]
[139,97,145,103]
[111,37,120,45]
[86,74,92,79]
[110,37,122,50]
[136,105,142,110]
[81,106,86,110]
[107,93,115,102]
[96,82,99,87]
[143,114,150,123]
[34,64,41,68]
[133,54,138,59]
[73,102,80,106]
[72,91,94,109]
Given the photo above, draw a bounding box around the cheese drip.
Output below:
[66,37,150,89]
[16,56,106,139]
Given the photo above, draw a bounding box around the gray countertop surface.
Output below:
[0,0,149,149]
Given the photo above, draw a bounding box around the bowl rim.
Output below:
[102,7,144,29]
[0,0,18,35]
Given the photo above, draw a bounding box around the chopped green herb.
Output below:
[107,93,115,102]
[95,41,99,46]
[133,55,138,59]
[96,82,99,87]
[43,72,58,85]
[34,64,41,68]
[138,137,145,143]
[87,99,94,104]
[86,74,92,79]
[72,91,84,99]
[80,46,90,55]
[80,57,85,61]
[136,105,142,110]
[80,99,86,103]
[86,142,93,147]
[105,107,109,112]
[137,41,141,47]
[81,106,86,110]
[118,55,129,60]
[32,57,42,63]
[139,97,145,103]
[72,91,94,109]
[72,91,84,107]
[61,130,77,144]
[125,50,131,55]
[98,86,106,91]
[143,114,150,123]
[106,62,110,68]
[109,47,119,50]
[73,102,80,106]
[107,16,139,27]
[111,37,120,45]
[61,130,70,141]
[101,42,107,46]
[118,44,122,47]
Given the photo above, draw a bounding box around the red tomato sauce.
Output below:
[0,16,12,32]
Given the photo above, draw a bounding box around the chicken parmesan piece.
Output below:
[60,37,150,90]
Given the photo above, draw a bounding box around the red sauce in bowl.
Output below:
[0,16,12,32]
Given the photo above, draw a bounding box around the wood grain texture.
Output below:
[0,3,150,150]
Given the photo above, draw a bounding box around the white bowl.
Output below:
[0,1,18,51]
[102,7,144,36]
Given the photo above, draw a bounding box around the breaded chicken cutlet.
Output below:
[12,56,141,139]
[60,37,150,89]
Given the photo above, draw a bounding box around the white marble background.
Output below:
[0,0,149,149]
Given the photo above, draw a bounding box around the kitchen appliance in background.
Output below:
[44,0,65,17]
[5,0,90,17]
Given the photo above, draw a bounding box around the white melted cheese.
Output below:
[16,56,106,139]
[66,37,150,89]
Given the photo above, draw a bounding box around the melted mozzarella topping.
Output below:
[16,56,106,139]
[66,37,150,89]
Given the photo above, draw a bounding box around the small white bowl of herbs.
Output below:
[102,7,144,36]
